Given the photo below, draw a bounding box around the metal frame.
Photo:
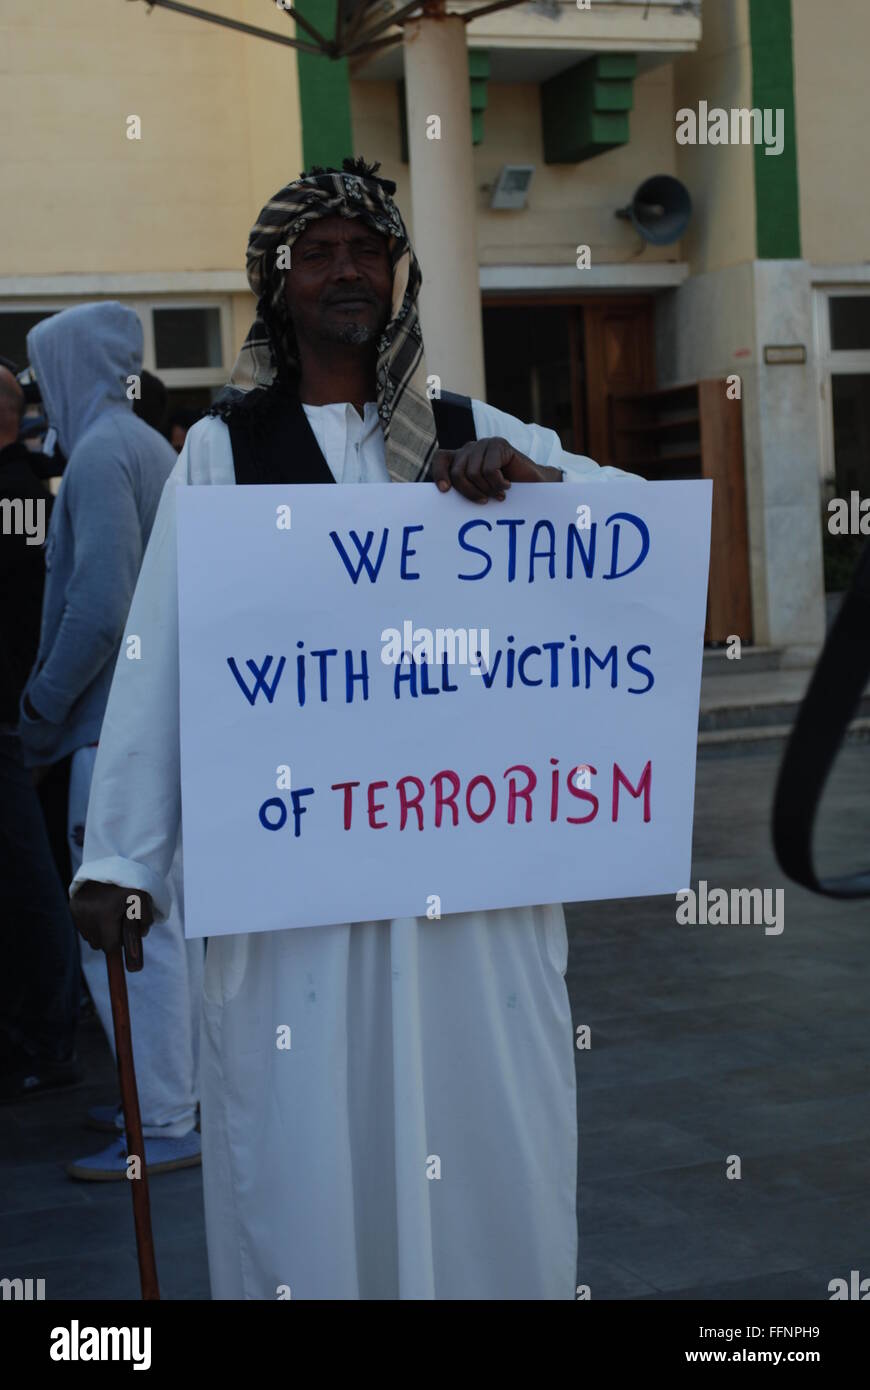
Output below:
[813,284,870,488]
[0,293,234,396]
[133,0,527,60]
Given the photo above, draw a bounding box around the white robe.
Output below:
[73,397,628,1300]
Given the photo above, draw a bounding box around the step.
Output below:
[699,692,870,734]
[702,645,783,678]
[700,667,810,730]
[700,660,870,733]
[697,716,870,759]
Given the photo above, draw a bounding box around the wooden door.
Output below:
[583,300,655,467]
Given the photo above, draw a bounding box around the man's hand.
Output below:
[71,880,154,973]
[431,437,561,503]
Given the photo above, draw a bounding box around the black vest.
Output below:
[217,386,475,486]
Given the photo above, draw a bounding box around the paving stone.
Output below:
[3,747,870,1300]
[572,747,870,1298]
[3,1251,141,1301]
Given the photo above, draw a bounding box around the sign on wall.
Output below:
[177,480,711,937]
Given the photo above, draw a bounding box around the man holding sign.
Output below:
[70,159,637,1300]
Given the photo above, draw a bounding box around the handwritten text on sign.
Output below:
[176,480,711,937]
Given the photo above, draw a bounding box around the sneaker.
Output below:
[0,1053,82,1105]
[66,1130,202,1181]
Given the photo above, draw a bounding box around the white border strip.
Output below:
[0,264,690,299]
[0,271,249,297]
[480,263,690,292]
[809,264,870,287]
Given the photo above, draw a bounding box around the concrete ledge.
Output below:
[480,263,690,292]
[698,718,870,758]
[0,272,250,298]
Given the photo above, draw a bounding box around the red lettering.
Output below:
[565,764,598,823]
[331,780,360,830]
[549,758,559,821]
[431,769,461,827]
[367,780,389,829]
[397,774,425,830]
[504,763,536,824]
[465,774,496,823]
[612,760,651,823]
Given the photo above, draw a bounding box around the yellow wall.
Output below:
[0,0,303,276]
[671,0,756,275]
[230,288,257,359]
[792,0,870,265]
[348,80,413,239]
[350,63,682,268]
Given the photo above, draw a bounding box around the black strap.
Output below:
[431,390,476,451]
[772,540,870,897]
[219,385,476,486]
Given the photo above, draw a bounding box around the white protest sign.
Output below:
[177,480,711,938]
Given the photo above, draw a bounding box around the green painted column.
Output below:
[749,0,801,258]
[295,0,353,168]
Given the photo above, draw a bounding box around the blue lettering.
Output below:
[457,519,493,581]
[227,655,286,706]
[585,646,618,688]
[495,518,526,582]
[259,797,287,831]
[566,523,596,578]
[626,644,655,694]
[400,524,424,580]
[517,645,543,687]
[345,649,369,702]
[329,528,390,584]
[528,520,556,581]
[604,512,650,580]
[290,787,315,837]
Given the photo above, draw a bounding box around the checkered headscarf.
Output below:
[228,157,436,483]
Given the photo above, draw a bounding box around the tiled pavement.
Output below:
[2,747,868,1300]
[567,744,870,1300]
[0,1025,209,1300]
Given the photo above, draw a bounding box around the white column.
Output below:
[403,11,486,400]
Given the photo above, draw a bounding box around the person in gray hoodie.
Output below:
[19,302,203,1179]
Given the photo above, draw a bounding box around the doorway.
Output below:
[481,295,655,464]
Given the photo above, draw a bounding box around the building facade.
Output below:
[2,0,867,652]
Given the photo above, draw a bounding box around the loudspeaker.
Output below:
[615,175,692,246]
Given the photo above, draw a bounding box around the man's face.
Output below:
[283,214,393,350]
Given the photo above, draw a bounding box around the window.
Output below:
[0,296,233,444]
[0,310,57,369]
[140,301,231,423]
[814,287,870,591]
[829,296,870,352]
[153,307,222,370]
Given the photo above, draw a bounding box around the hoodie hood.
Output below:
[26,302,143,457]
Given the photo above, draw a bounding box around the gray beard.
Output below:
[328,321,378,346]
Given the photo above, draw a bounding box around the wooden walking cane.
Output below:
[106,926,160,1300]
